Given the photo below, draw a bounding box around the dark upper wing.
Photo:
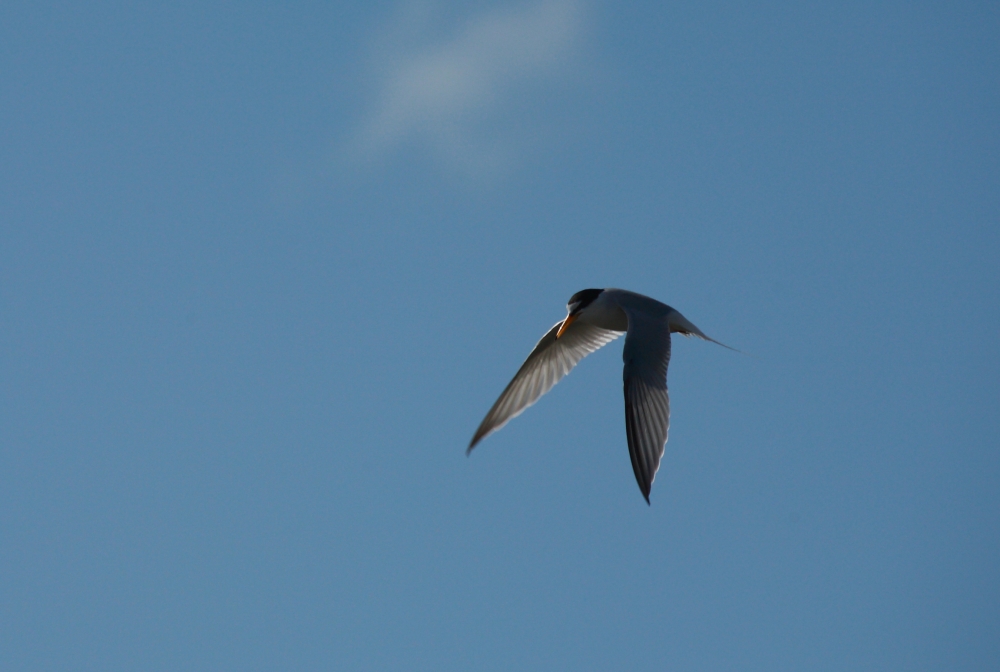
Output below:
[621,309,672,503]
[468,318,623,452]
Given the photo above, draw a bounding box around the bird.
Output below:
[468,288,733,503]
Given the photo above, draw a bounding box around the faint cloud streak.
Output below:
[352,0,584,176]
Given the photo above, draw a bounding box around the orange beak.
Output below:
[556,313,578,338]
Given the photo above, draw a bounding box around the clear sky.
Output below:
[2,2,998,670]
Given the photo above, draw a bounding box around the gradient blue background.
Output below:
[2,2,998,670]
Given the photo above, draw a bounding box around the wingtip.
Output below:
[468,423,493,455]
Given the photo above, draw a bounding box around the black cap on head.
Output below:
[567,288,604,315]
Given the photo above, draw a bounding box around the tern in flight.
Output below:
[468,288,733,503]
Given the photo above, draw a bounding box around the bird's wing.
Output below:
[621,309,672,503]
[468,318,623,452]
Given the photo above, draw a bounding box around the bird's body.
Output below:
[468,288,728,503]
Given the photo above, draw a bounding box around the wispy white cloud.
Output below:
[352,0,584,176]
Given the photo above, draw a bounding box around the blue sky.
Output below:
[1,1,998,670]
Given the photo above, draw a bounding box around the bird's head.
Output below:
[558,288,604,337]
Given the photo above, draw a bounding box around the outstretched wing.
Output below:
[468,318,623,452]
[621,309,672,503]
